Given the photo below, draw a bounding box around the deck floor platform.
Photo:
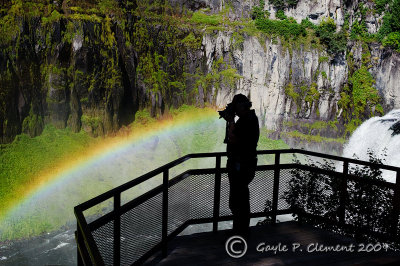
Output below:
[144,222,400,265]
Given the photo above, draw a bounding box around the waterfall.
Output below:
[342,110,400,183]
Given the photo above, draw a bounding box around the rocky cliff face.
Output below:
[1,0,399,150]
[192,0,400,145]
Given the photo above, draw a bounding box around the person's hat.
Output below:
[232,94,252,108]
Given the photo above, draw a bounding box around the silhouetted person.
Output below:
[222,94,259,238]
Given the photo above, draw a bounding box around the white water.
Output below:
[343,109,400,183]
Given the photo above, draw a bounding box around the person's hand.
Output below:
[224,113,235,123]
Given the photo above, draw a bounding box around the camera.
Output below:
[218,102,235,120]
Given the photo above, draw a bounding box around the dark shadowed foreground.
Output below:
[144,222,400,266]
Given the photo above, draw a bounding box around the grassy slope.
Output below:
[0,105,289,240]
[0,126,96,218]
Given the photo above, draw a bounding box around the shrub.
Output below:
[315,18,347,55]
[276,9,287,20]
[283,149,395,244]
[255,16,306,39]
[301,18,316,30]
[349,66,380,117]
[383,31,400,51]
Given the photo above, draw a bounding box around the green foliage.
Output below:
[251,0,306,40]
[377,0,400,49]
[382,31,400,51]
[349,66,380,117]
[285,82,320,114]
[133,109,156,125]
[255,15,307,40]
[193,57,242,96]
[190,11,222,26]
[283,149,394,244]
[138,52,169,95]
[41,9,63,25]
[338,63,382,136]
[390,0,400,31]
[21,107,44,138]
[285,82,300,109]
[0,1,23,45]
[281,130,346,144]
[375,0,390,14]
[350,20,366,40]
[301,18,316,30]
[344,118,362,136]
[283,155,338,216]
[0,125,94,218]
[231,31,245,50]
[181,32,201,49]
[276,9,287,20]
[251,0,267,19]
[285,120,339,135]
[98,0,119,14]
[81,115,102,129]
[346,149,393,235]
[318,56,329,63]
[315,18,347,55]
[305,83,320,106]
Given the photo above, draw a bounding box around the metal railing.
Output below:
[74,149,400,265]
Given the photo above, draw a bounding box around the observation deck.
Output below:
[74,149,400,265]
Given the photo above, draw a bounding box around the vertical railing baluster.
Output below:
[339,161,348,225]
[391,170,400,237]
[162,170,169,257]
[272,152,280,224]
[76,227,84,266]
[213,155,222,233]
[114,193,121,266]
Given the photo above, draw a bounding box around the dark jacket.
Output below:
[227,109,259,162]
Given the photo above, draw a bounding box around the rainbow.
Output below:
[0,107,223,239]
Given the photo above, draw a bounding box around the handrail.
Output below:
[75,149,399,212]
[74,149,400,266]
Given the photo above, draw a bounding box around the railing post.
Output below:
[391,170,400,237]
[162,170,169,257]
[213,155,222,233]
[76,228,84,266]
[114,193,121,266]
[272,152,280,224]
[339,161,348,225]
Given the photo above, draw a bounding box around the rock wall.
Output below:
[1,0,400,146]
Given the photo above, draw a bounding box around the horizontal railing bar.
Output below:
[185,210,293,225]
[88,166,289,230]
[76,157,194,211]
[76,149,400,212]
[77,154,227,212]
[90,172,191,231]
[296,164,396,189]
[76,149,400,266]
[277,149,400,172]
[186,152,226,158]
[347,173,396,189]
[89,210,117,232]
[90,170,206,230]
